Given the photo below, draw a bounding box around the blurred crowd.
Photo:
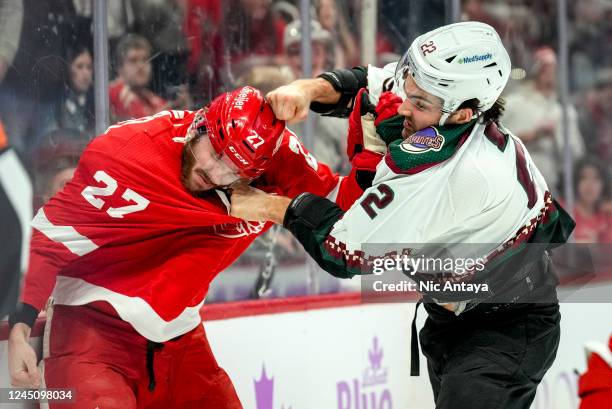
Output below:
[460,0,612,244]
[0,0,611,302]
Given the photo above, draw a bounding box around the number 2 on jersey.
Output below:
[81,170,150,218]
[360,184,395,219]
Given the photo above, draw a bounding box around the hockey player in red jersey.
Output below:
[7,86,341,409]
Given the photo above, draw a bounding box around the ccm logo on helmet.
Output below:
[228,146,250,166]
[233,88,252,110]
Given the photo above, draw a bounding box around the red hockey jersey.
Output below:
[22,110,340,341]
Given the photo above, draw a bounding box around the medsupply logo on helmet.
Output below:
[400,127,444,154]
[457,53,493,64]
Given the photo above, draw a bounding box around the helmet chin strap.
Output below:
[437,97,457,126]
[438,110,481,127]
[437,99,480,126]
[438,111,451,126]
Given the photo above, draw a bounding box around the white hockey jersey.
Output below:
[327,120,549,259]
[323,62,551,264]
[287,63,574,306]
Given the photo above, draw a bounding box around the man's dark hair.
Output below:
[457,97,506,123]
[115,34,152,68]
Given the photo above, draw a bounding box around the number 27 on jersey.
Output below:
[81,170,150,218]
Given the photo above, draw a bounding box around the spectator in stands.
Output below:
[347,0,396,63]
[461,0,506,34]
[236,65,294,96]
[0,0,77,157]
[461,0,546,72]
[35,155,78,208]
[184,0,222,105]
[283,20,332,78]
[315,0,358,68]
[0,0,23,84]
[71,0,136,78]
[217,0,286,85]
[503,47,584,194]
[282,20,348,174]
[579,69,612,163]
[131,0,191,104]
[570,0,612,90]
[30,132,84,208]
[570,157,612,243]
[109,34,168,122]
[55,44,95,135]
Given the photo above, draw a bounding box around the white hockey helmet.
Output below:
[394,21,511,125]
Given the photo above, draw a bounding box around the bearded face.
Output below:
[181,135,245,196]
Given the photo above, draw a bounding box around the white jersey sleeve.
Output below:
[366,62,399,105]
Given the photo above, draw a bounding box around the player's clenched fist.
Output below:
[8,323,41,388]
[266,77,341,124]
[266,84,311,123]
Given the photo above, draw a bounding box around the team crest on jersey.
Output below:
[214,220,266,238]
[400,127,445,154]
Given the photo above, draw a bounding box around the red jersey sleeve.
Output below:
[21,212,83,311]
[257,129,340,199]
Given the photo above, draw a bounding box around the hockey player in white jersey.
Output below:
[230,21,574,409]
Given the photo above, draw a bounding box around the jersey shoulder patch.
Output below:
[384,121,475,175]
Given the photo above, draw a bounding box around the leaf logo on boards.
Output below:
[254,365,292,409]
[337,336,393,409]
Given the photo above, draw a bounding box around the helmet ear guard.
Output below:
[395,21,511,126]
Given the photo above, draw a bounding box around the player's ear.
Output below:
[448,107,474,124]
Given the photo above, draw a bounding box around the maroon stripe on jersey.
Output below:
[483,122,508,151]
[515,142,538,209]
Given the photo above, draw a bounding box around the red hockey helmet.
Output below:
[199,86,286,179]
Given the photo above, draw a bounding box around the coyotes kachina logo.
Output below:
[337,336,393,409]
[400,127,444,154]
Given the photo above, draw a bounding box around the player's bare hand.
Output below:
[266,84,311,124]
[229,182,291,224]
[229,182,273,221]
[8,324,41,388]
